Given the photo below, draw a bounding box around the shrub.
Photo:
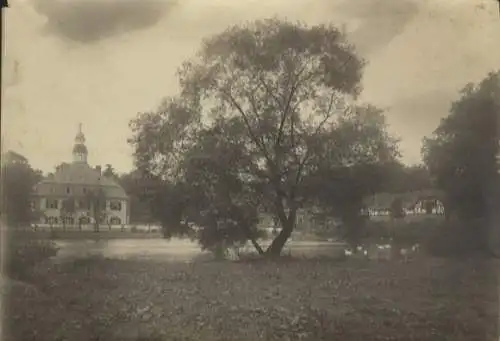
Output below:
[5,230,59,280]
[362,217,443,248]
[362,216,492,257]
[426,217,490,257]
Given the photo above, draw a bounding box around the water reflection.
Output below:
[54,238,346,261]
[54,238,420,262]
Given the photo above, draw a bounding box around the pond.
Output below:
[54,238,346,261]
[53,238,420,262]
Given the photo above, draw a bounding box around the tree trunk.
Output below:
[266,217,295,257]
[93,207,100,233]
[250,237,265,255]
[94,214,100,232]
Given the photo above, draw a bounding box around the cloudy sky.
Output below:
[2,0,499,173]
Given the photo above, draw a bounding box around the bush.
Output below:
[362,217,444,249]
[5,230,59,280]
[362,216,492,257]
[426,217,490,257]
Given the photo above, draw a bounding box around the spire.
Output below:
[75,122,85,144]
[72,123,88,163]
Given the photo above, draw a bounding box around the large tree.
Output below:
[1,151,42,227]
[118,170,158,225]
[103,164,120,181]
[379,163,433,194]
[422,71,499,251]
[129,18,398,256]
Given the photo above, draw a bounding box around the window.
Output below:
[66,187,71,194]
[82,188,87,194]
[109,217,121,225]
[110,201,122,211]
[47,199,59,209]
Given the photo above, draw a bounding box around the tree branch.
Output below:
[258,75,282,109]
[289,91,339,200]
[222,89,278,176]
[277,66,307,146]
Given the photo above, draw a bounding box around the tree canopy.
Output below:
[129,18,399,256]
[1,151,42,227]
[422,71,499,251]
[423,71,499,218]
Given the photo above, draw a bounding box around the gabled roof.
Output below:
[364,189,445,210]
[35,162,127,199]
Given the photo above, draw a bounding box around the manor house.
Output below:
[32,124,130,227]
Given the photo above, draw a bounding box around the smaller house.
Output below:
[363,189,445,218]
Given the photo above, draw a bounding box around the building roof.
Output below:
[35,162,128,199]
[363,189,445,210]
[33,124,128,200]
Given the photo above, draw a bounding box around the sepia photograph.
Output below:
[1,0,499,340]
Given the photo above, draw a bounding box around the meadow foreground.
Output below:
[4,255,498,341]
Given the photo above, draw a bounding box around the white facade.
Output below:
[32,124,130,227]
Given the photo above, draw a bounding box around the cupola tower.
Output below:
[72,123,88,163]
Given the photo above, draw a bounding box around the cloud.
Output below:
[31,0,178,43]
[334,0,420,55]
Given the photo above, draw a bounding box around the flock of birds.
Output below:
[344,243,421,261]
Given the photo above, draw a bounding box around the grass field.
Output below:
[4,255,498,341]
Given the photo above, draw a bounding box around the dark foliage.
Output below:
[128,19,398,256]
[422,71,500,253]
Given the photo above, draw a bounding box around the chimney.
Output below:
[95,165,101,174]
